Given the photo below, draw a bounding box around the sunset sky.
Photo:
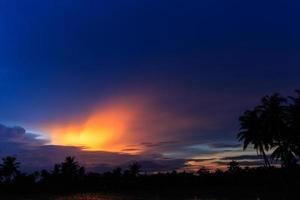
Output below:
[0,0,299,172]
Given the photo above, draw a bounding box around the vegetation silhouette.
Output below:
[238,90,300,168]
[0,156,20,183]
[0,90,299,199]
[227,161,241,173]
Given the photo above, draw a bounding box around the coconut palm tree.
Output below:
[258,94,287,143]
[238,108,271,167]
[289,90,300,154]
[258,94,291,166]
[270,90,300,167]
[270,143,298,167]
[0,156,20,182]
[238,92,300,168]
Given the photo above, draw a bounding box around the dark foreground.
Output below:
[0,193,259,200]
[0,166,299,199]
[0,157,299,199]
[0,185,295,200]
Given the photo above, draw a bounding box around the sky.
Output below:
[0,0,300,172]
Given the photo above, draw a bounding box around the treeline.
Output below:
[0,156,299,199]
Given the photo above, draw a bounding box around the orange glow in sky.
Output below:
[44,95,204,157]
[47,101,140,152]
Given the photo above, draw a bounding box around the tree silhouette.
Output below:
[127,162,141,177]
[238,92,300,168]
[0,155,298,197]
[269,91,300,167]
[238,108,271,167]
[288,90,300,160]
[258,94,290,166]
[270,144,297,167]
[60,156,85,181]
[227,161,241,173]
[0,156,20,182]
[52,164,61,176]
[197,166,210,176]
[112,167,122,178]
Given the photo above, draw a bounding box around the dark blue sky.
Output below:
[0,0,300,171]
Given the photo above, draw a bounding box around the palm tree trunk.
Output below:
[262,149,271,168]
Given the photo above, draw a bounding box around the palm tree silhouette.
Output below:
[258,94,288,167]
[238,92,300,168]
[259,94,287,140]
[289,90,300,157]
[238,109,271,167]
[269,91,300,167]
[271,143,297,167]
[0,156,20,182]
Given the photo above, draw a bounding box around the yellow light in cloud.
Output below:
[48,102,137,152]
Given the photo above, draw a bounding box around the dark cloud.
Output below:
[0,123,134,171]
[186,158,216,162]
[214,160,264,167]
[137,159,186,172]
[121,148,142,152]
[17,145,188,173]
[221,155,263,161]
[208,142,242,149]
[214,154,283,168]
[140,141,180,148]
[0,123,48,146]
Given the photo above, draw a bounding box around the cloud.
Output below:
[0,123,191,172]
[208,142,242,149]
[16,145,189,173]
[121,148,142,152]
[221,155,263,160]
[186,158,216,162]
[134,159,186,172]
[0,123,255,172]
[42,93,229,157]
[140,141,180,148]
[214,160,265,167]
[0,123,48,146]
